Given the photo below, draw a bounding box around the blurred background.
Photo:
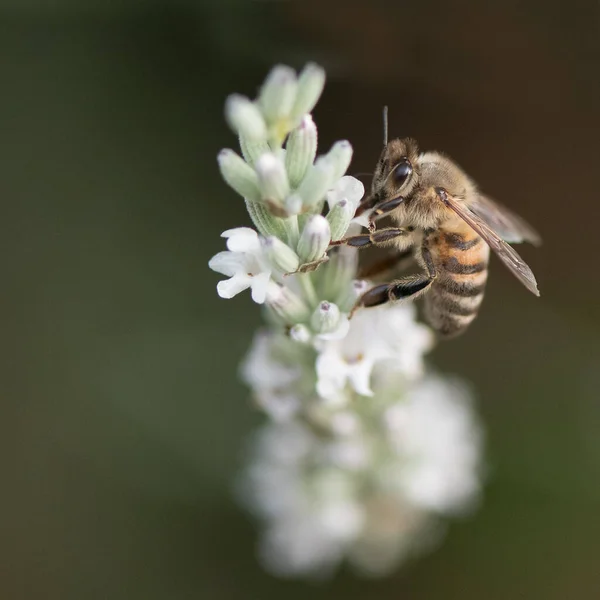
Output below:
[1,0,599,598]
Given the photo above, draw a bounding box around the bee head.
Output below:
[372,137,420,201]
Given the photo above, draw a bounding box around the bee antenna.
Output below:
[383,105,389,146]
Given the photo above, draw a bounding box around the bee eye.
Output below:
[393,160,412,186]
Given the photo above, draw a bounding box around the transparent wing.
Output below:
[440,191,540,296]
[470,194,542,246]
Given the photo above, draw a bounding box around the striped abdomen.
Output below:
[424,229,490,337]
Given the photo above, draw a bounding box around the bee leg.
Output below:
[354,194,377,217]
[350,247,436,317]
[357,248,414,279]
[367,195,406,232]
[349,275,433,318]
[330,227,408,249]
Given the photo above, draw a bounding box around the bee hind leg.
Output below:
[350,247,436,318]
[349,274,434,318]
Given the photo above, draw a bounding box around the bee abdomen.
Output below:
[425,231,489,337]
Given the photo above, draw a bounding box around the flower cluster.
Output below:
[209,63,484,578]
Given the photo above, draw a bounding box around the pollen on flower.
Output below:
[345,353,364,365]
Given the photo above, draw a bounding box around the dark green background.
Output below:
[1,1,599,598]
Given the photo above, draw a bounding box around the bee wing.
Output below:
[470,195,542,246]
[440,191,540,296]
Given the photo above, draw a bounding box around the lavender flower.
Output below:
[209,63,484,579]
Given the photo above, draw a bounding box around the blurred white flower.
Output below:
[208,228,271,303]
[239,370,483,578]
[384,376,483,513]
[315,303,434,402]
[240,331,303,421]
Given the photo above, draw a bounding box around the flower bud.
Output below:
[285,115,318,188]
[284,194,303,215]
[296,157,334,209]
[326,198,355,241]
[258,65,298,124]
[244,200,289,239]
[225,94,267,141]
[325,140,353,182]
[321,247,359,308]
[338,279,370,314]
[290,62,326,123]
[261,236,300,274]
[239,135,270,167]
[265,283,311,325]
[255,153,290,206]
[297,215,331,263]
[217,149,261,202]
[310,301,341,333]
[289,323,311,344]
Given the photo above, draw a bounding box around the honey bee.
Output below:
[332,117,541,337]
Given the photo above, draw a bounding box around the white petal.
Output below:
[222,227,261,253]
[208,251,243,276]
[250,271,272,304]
[217,275,251,298]
[347,358,375,397]
[351,211,371,228]
[327,176,364,209]
[316,351,349,402]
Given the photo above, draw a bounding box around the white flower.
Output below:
[242,423,366,578]
[315,303,434,403]
[326,175,370,230]
[326,175,364,211]
[208,228,272,303]
[384,376,483,514]
[259,510,346,577]
[240,331,303,421]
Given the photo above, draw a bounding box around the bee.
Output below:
[332,114,541,338]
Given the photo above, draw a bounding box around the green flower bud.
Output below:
[255,152,290,206]
[290,63,326,123]
[297,215,331,263]
[239,134,270,167]
[296,157,334,209]
[289,323,311,344]
[285,115,318,188]
[244,200,288,239]
[321,246,358,307]
[217,149,261,202]
[261,236,300,274]
[259,65,298,125]
[285,194,303,216]
[310,301,341,333]
[225,94,267,141]
[326,198,354,241]
[325,140,353,182]
[265,284,311,325]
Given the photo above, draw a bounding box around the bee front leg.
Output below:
[329,227,409,249]
[366,195,406,232]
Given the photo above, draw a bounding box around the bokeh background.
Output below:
[1,0,599,598]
